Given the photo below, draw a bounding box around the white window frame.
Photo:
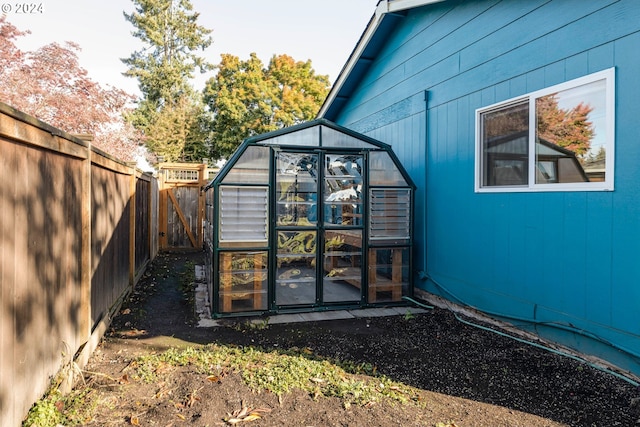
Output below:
[475,67,615,193]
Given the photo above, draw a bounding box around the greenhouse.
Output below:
[204,119,415,317]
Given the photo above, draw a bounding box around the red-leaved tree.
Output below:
[0,15,143,161]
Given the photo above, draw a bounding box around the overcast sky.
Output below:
[5,0,376,95]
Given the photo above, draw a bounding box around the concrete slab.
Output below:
[198,318,222,327]
[260,313,306,325]
[195,265,206,281]
[350,307,400,318]
[194,282,211,322]
[299,311,355,322]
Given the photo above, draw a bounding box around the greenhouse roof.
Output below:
[243,118,391,150]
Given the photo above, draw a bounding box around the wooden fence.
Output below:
[0,103,158,427]
[157,162,217,250]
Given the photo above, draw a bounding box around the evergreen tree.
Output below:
[123,0,212,162]
[142,94,209,162]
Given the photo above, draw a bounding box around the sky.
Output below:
[5,0,377,96]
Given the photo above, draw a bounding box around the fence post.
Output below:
[198,163,206,248]
[129,163,137,287]
[158,164,168,249]
[80,141,92,340]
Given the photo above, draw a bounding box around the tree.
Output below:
[268,54,331,128]
[123,0,213,162]
[0,14,25,71]
[203,53,330,158]
[202,53,275,157]
[142,93,209,162]
[123,0,212,105]
[536,94,594,158]
[0,16,141,160]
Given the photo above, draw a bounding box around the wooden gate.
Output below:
[158,163,215,249]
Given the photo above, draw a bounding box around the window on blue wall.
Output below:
[476,68,615,192]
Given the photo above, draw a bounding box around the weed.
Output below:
[23,397,62,427]
[179,261,196,304]
[230,317,270,331]
[250,317,270,330]
[23,388,96,427]
[133,344,422,407]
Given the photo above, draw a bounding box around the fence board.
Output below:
[135,173,152,275]
[90,164,131,328]
[1,137,17,422]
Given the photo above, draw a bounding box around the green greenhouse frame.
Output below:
[204,119,415,317]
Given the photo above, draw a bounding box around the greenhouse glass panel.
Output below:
[367,247,410,303]
[276,230,317,305]
[260,126,319,147]
[324,154,364,226]
[276,153,318,226]
[323,230,362,303]
[218,251,268,313]
[204,188,214,247]
[221,146,270,184]
[369,151,407,186]
[321,125,378,149]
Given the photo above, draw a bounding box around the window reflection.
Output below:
[481,101,529,186]
[535,79,606,183]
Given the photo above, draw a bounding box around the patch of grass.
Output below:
[134,344,422,407]
[23,397,62,427]
[23,388,96,427]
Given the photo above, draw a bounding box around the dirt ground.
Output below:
[80,250,640,426]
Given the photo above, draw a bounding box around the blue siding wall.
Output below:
[333,0,640,376]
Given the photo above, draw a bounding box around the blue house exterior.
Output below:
[319,0,640,379]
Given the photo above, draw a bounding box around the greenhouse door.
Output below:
[275,152,319,306]
[274,151,364,308]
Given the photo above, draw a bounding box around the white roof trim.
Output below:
[385,0,445,13]
[318,0,446,118]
